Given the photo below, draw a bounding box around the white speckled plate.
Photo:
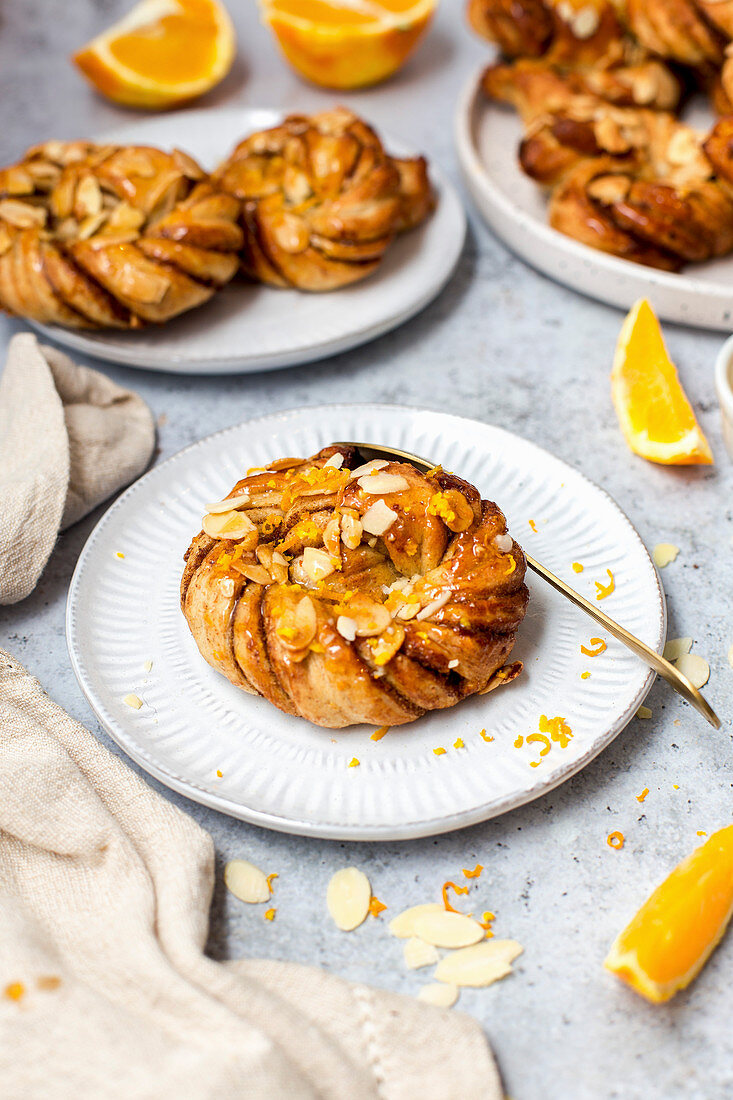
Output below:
[66,405,665,839]
[455,66,733,331]
[30,107,465,373]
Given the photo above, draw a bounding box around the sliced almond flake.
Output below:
[674,652,710,689]
[397,603,421,621]
[303,547,335,583]
[434,939,523,988]
[653,543,679,568]
[123,693,143,710]
[203,509,257,541]
[728,644,733,669]
[416,592,450,621]
[205,492,251,514]
[362,499,398,536]
[336,615,357,642]
[448,659,459,669]
[663,637,693,662]
[220,577,235,597]
[358,472,409,495]
[411,910,485,949]
[417,983,459,1008]
[143,660,153,673]
[636,705,652,719]
[326,867,371,931]
[324,453,344,469]
[340,511,363,550]
[492,533,513,552]
[224,859,271,904]
[349,459,389,479]
[388,903,445,939]
[403,937,440,970]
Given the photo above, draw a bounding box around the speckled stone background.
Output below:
[1,3,732,1098]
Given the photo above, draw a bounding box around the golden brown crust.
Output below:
[0,141,243,328]
[181,448,528,729]
[214,108,435,292]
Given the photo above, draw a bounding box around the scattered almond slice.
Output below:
[123,693,143,710]
[663,637,693,662]
[403,937,440,970]
[417,983,459,1008]
[411,909,484,949]
[728,644,733,669]
[637,705,652,720]
[336,616,357,642]
[674,652,710,689]
[362,499,398,536]
[653,543,680,569]
[205,492,251,514]
[224,859,271,904]
[143,659,153,673]
[434,939,523,987]
[388,903,445,938]
[327,867,371,931]
[349,459,388,479]
[357,472,409,495]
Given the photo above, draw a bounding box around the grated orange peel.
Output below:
[73,0,236,109]
[258,0,436,90]
[611,299,713,466]
[605,824,733,1003]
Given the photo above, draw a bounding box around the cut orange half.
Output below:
[605,824,733,1003]
[73,0,236,110]
[611,299,713,465]
[259,0,436,89]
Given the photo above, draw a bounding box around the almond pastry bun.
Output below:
[214,108,435,291]
[0,141,243,328]
[181,446,528,729]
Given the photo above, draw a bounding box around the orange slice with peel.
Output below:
[259,0,436,90]
[611,298,713,466]
[605,824,733,1003]
[73,0,235,109]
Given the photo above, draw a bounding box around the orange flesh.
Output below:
[616,299,698,444]
[109,1,221,81]
[271,0,422,25]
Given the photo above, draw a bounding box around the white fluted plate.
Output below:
[66,405,665,839]
[455,66,733,331]
[31,107,465,373]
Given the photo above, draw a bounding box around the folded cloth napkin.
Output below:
[0,649,503,1100]
[0,333,155,604]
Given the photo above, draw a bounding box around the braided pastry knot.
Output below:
[0,141,243,329]
[214,108,435,291]
[181,447,528,729]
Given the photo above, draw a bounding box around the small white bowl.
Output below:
[715,333,733,460]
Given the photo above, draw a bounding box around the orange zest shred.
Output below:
[529,520,538,533]
[264,907,276,920]
[433,747,446,756]
[504,554,516,576]
[697,831,708,837]
[368,896,387,917]
[580,637,607,657]
[453,737,465,749]
[539,714,573,748]
[216,769,223,778]
[479,728,494,742]
[266,872,278,892]
[572,562,584,573]
[371,725,390,741]
[479,910,496,935]
[581,671,591,680]
[636,788,649,803]
[442,880,470,913]
[3,982,24,1002]
[595,570,615,601]
[608,831,625,850]
[348,757,360,768]
[463,864,483,879]
[514,735,524,748]
[527,732,551,767]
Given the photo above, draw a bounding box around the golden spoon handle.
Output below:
[525,554,721,729]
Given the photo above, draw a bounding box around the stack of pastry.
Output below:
[181,446,528,728]
[0,108,434,328]
[468,0,733,270]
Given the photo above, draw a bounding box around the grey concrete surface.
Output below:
[1,2,732,1098]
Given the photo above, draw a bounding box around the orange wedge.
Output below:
[611,299,713,465]
[605,824,733,1004]
[73,0,236,109]
[259,0,436,89]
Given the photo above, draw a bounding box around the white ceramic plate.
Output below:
[66,404,665,840]
[32,107,465,373]
[455,66,733,331]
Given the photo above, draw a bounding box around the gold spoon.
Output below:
[335,442,721,730]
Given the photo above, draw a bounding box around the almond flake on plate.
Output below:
[674,652,710,689]
[303,547,335,582]
[224,859,271,904]
[411,909,485,949]
[636,705,652,719]
[663,637,693,662]
[123,693,143,710]
[362,499,398,536]
[324,453,344,469]
[434,939,523,987]
[728,644,733,669]
[327,867,371,931]
[357,472,409,495]
[417,982,459,1008]
[416,592,450,621]
[653,543,679,568]
[205,491,251,514]
[403,937,440,970]
[388,903,445,938]
[336,615,357,641]
[349,459,389,479]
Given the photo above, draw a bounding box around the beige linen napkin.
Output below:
[0,333,155,604]
[0,649,503,1100]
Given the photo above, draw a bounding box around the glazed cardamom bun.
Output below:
[0,140,243,328]
[181,446,528,729]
